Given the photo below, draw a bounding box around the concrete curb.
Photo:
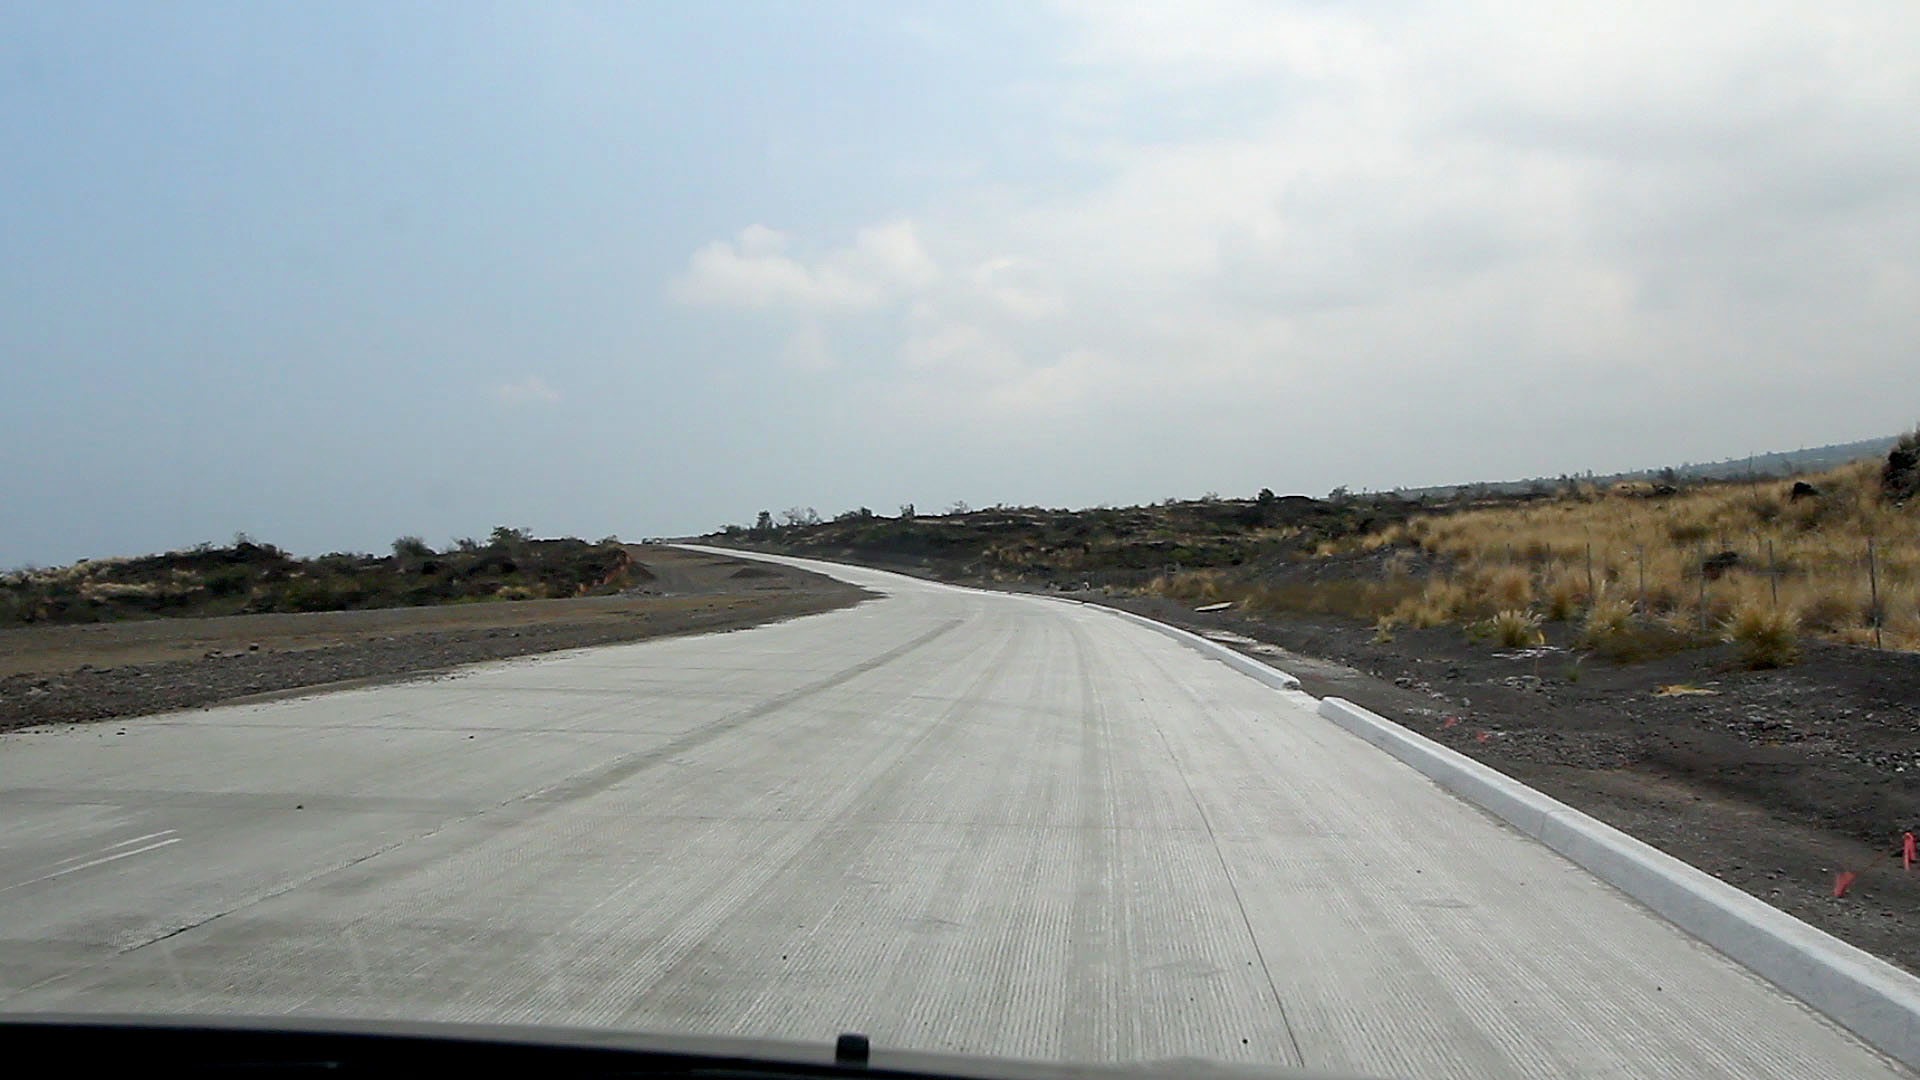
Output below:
[1317,695,1920,1071]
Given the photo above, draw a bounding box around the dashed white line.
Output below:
[49,830,177,868]
[3,836,182,893]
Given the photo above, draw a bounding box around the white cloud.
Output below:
[901,310,1023,382]
[970,257,1063,320]
[674,1,1920,494]
[492,375,561,405]
[779,322,835,372]
[669,220,938,312]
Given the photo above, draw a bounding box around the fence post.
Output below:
[1637,544,1646,613]
[1697,542,1708,634]
[1767,539,1778,609]
[1585,541,1595,599]
[1868,538,1883,650]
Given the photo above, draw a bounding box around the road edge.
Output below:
[1316,694,1920,1071]
[1077,604,1303,692]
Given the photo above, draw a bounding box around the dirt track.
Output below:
[0,547,869,730]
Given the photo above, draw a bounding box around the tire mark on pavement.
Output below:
[595,627,1032,1030]
[9,617,967,994]
[521,617,964,811]
[1124,635,1307,1069]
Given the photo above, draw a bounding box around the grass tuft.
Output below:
[1485,608,1544,648]
[1723,604,1801,668]
[1581,595,1635,647]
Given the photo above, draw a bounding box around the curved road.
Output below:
[0,550,1905,1078]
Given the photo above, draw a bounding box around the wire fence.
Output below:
[1487,533,1909,650]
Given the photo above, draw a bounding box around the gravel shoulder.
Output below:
[0,546,870,731]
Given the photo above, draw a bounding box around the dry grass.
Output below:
[1723,603,1801,668]
[1397,457,1919,653]
[1154,570,1423,624]
[1542,568,1589,622]
[1136,448,1919,659]
[1485,608,1544,647]
[1581,594,1635,645]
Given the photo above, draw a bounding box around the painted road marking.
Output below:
[2,831,182,893]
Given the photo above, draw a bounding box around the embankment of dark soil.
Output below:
[0,547,869,731]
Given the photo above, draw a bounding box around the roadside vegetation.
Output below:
[713,430,1920,666]
[1370,438,1920,659]
[1148,448,1918,665]
[0,527,636,626]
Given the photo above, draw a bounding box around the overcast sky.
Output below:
[5,2,1917,565]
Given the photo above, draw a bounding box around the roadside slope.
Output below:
[0,547,869,729]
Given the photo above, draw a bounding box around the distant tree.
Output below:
[898,503,915,519]
[1326,486,1351,503]
[489,525,531,548]
[1200,491,1220,503]
[392,536,433,559]
[596,534,621,546]
[779,507,821,528]
[754,510,774,534]
[452,536,481,553]
[720,524,746,537]
[1257,488,1277,505]
[946,500,971,515]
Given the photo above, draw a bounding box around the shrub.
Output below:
[1394,596,1448,629]
[1883,428,1920,502]
[1482,566,1534,611]
[1797,592,1861,632]
[1371,615,1397,644]
[1485,608,1543,647]
[1542,570,1586,622]
[1668,521,1712,544]
[1581,595,1635,647]
[1723,604,1800,668]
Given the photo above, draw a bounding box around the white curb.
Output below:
[1317,695,1920,1071]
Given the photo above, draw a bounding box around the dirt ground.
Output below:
[0,547,869,731]
[1081,590,1920,976]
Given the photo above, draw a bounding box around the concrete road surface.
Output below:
[0,550,1905,1078]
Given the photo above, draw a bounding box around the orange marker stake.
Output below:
[1834,871,1857,898]
[1904,833,1915,872]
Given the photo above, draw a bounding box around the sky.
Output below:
[4,1,1918,565]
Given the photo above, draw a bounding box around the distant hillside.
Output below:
[1391,435,1900,500]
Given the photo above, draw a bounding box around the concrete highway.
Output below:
[0,550,1905,1078]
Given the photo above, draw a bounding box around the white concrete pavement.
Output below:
[0,549,1906,1078]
